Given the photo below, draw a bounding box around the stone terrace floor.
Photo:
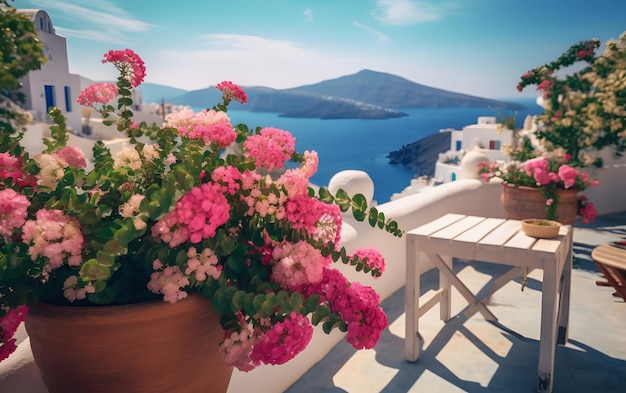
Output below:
[285,212,626,393]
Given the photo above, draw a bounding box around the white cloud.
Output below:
[303,8,313,21]
[27,0,152,42]
[374,0,443,26]
[353,21,388,43]
[149,34,324,89]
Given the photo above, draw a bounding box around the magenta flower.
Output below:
[102,49,146,87]
[0,305,28,362]
[0,153,35,189]
[0,189,30,241]
[250,312,313,366]
[351,247,386,277]
[244,127,296,170]
[77,82,118,107]
[216,80,248,104]
[21,208,84,271]
[54,146,87,169]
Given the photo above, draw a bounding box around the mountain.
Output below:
[286,69,524,110]
[167,86,408,120]
[163,69,525,120]
[138,83,189,104]
[387,131,452,177]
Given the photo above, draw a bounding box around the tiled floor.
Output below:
[285,212,626,393]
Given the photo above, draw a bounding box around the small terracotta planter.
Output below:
[25,294,233,393]
[501,183,579,225]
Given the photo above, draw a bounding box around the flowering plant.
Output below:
[517,32,626,166]
[0,49,402,370]
[478,153,598,223]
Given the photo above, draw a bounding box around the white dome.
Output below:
[461,151,489,179]
[327,170,375,204]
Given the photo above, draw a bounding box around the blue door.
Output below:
[45,85,55,110]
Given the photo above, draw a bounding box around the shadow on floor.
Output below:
[285,264,626,393]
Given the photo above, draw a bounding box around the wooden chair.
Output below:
[592,243,626,301]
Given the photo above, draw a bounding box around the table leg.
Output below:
[537,259,559,393]
[439,255,452,321]
[405,236,421,362]
[557,229,573,345]
[427,253,498,322]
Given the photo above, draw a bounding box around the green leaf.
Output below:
[79,259,112,281]
[334,189,351,212]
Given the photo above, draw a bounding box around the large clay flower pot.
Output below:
[501,183,579,225]
[25,294,232,393]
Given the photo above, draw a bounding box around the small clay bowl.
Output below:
[521,219,561,239]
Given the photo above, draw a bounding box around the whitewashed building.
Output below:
[434,116,514,182]
[17,9,82,132]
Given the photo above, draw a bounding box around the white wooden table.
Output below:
[405,214,573,393]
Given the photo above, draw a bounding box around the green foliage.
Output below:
[518,32,626,166]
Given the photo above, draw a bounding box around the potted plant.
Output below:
[477,32,626,224]
[478,154,598,224]
[516,32,626,166]
[0,48,401,392]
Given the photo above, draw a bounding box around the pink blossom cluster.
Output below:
[211,166,243,196]
[0,189,30,241]
[152,182,231,247]
[0,306,27,362]
[299,267,388,350]
[351,247,386,276]
[220,313,258,372]
[147,260,190,304]
[270,240,330,290]
[34,147,87,190]
[22,208,84,272]
[244,127,296,170]
[53,146,87,169]
[76,82,118,107]
[102,49,146,87]
[285,195,341,245]
[523,157,594,189]
[163,108,236,148]
[0,153,35,189]
[184,247,222,282]
[221,311,314,371]
[578,195,597,224]
[249,312,313,366]
[216,81,248,104]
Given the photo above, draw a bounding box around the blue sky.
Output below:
[15,0,626,99]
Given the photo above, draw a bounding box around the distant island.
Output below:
[142,70,525,120]
[387,131,452,177]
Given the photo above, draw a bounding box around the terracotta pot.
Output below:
[25,294,233,393]
[501,183,579,225]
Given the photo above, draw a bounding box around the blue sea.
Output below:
[223,98,542,203]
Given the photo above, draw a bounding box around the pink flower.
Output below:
[545,198,554,206]
[54,146,87,169]
[216,81,248,104]
[557,164,579,188]
[0,188,30,241]
[102,49,146,87]
[285,196,342,245]
[22,208,84,271]
[250,312,313,366]
[578,197,597,224]
[351,248,386,277]
[0,153,36,189]
[244,127,296,170]
[0,305,28,362]
[270,240,330,289]
[152,183,231,246]
[77,82,118,106]
[147,262,190,303]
